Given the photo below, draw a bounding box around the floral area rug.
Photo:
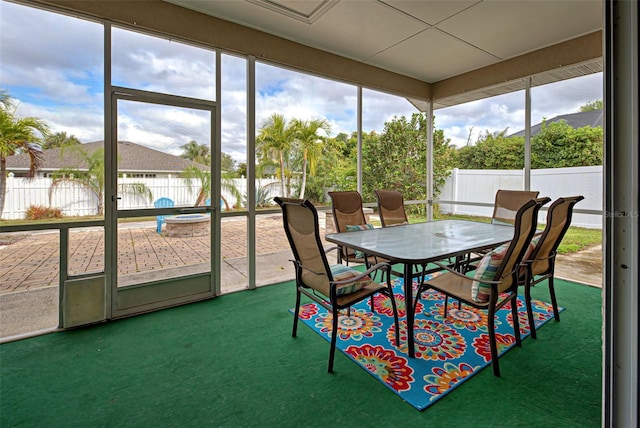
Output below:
[291,277,562,411]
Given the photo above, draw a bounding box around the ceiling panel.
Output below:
[372,27,499,82]
[382,0,478,26]
[303,0,429,61]
[437,0,603,59]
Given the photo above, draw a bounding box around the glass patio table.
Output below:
[325,219,515,358]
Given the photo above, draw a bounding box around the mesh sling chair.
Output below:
[374,189,409,227]
[492,190,541,225]
[520,195,584,339]
[414,196,550,377]
[328,191,390,268]
[374,189,444,280]
[462,189,541,272]
[275,197,400,373]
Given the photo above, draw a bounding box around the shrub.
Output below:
[25,205,64,220]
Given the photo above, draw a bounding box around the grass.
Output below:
[426,212,602,254]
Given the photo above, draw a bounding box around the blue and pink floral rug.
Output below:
[291,277,561,410]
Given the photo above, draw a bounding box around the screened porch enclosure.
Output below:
[1,0,638,425]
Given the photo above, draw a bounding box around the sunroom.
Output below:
[0,0,637,426]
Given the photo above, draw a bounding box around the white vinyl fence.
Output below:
[438,166,603,228]
[1,173,281,220]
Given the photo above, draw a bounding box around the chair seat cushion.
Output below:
[330,264,373,296]
[471,243,509,302]
[345,223,374,258]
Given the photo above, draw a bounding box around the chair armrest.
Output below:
[522,252,556,265]
[330,262,391,286]
[290,259,326,277]
[291,259,391,285]
[323,246,341,257]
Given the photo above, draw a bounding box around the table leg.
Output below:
[404,262,415,358]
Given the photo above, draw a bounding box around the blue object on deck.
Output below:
[154,197,174,233]
[205,198,225,211]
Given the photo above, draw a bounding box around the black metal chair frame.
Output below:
[521,195,585,339]
[276,197,401,373]
[414,197,550,377]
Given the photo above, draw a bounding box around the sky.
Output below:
[0,1,603,163]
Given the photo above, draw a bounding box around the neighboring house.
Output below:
[509,109,603,137]
[5,140,207,178]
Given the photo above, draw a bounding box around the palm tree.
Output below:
[43,131,81,150]
[180,165,241,211]
[0,93,49,218]
[180,140,210,165]
[49,146,151,215]
[292,118,331,199]
[256,113,295,197]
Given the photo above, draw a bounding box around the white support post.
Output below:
[452,168,458,215]
[426,100,434,221]
[357,85,363,194]
[524,77,532,190]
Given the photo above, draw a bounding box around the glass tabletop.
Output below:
[325,219,515,263]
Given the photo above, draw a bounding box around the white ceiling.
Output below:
[165,0,603,84]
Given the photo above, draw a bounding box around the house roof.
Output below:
[6,141,207,174]
[509,109,603,138]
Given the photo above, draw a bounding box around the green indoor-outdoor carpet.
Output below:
[0,278,602,427]
[290,276,561,410]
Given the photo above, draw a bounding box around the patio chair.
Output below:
[520,195,584,339]
[462,189,541,272]
[328,191,389,268]
[275,197,400,373]
[375,189,444,280]
[154,197,174,233]
[414,196,550,377]
[492,189,541,225]
[374,189,409,227]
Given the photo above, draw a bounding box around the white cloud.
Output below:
[1,1,603,162]
[435,73,603,147]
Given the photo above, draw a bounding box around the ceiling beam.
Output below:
[431,31,603,103]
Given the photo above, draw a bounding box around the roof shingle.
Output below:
[6,141,207,173]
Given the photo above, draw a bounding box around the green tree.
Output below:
[49,146,151,215]
[292,118,331,199]
[579,100,603,112]
[362,113,456,212]
[302,131,360,203]
[454,121,603,169]
[221,152,236,174]
[0,93,49,218]
[180,140,210,165]
[456,129,524,169]
[531,121,603,167]
[43,131,81,150]
[236,162,247,178]
[256,113,295,197]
